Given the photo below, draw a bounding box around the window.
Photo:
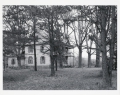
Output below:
[28,56,33,64]
[28,46,33,53]
[11,59,15,65]
[40,45,44,52]
[40,56,45,64]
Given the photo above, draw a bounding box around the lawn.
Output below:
[3,67,117,90]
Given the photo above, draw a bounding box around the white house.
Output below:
[25,43,51,68]
[7,43,74,68]
[7,55,25,68]
[7,28,74,68]
[24,41,74,67]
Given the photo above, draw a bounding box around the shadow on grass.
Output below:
[3,74,27,82]
[82,70,102,79]
[82,70,117,79]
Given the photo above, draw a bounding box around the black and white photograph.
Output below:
[1,0,119,94]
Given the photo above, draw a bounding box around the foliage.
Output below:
[3,6,32,56]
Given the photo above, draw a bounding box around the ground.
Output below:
[3,67,117,90]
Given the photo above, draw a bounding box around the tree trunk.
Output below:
[95,45,100,67]
[77,15,82,68]
[78,46,82,68]
[115,61,117,70]
[73,49,74,67]
[17,58,21,67]
[108,6,116,86]
[95,26,100,67]
[3,62,5,71]
[50,42,55,76]
[59,55,63,68]
[17,55,21,67]
[33,15,37,71]
[55,56,57,71]
[101,8,111,87]
[88,53,91,68]
[50,11,55,76]
[102,47,111,87]
[50,55,55,76]
[101,30,111,87]
[3,56,6,71]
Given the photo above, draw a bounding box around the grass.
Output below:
[3,67,117,90]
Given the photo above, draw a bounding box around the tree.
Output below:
[84,6,117,87]
[29,6,42,71]
[71,6,92,67]
[37,6,72,76]
[3,5,31,67]
[95,26,101,67]
[108,6,116,84]
[85,27,95,68]
[99,6,117,87]
[94,6,117,87]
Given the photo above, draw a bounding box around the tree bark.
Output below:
[17,56,21,67]
[3,55,6,71]
[33,15,37,71]
[78,46,82,68]
[50,55,55,76]
[77,15,82,68]
[108,6,116,86]
[50,10,55,76]
[88,53,91,68]
[3,62,5,71]
[95,44,100,67]
[95,24,100,67]
[101,7,111,87]
[55,56,57,71]
[17,46,21,67]
[59,54,63,68]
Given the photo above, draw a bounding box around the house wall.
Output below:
[67,49,74,66]
[21,59,25,66]
[7,45,74,68]
[68,57,74,66]
[25,45,50,67]
[8,57,18,67]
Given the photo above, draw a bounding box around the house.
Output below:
[6,29,74,68]
[6,41,74,68]
[25,43,51,68]
[7,55,25,68]
[24,41,74,68]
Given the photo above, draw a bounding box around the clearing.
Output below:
[3,67,117,90]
